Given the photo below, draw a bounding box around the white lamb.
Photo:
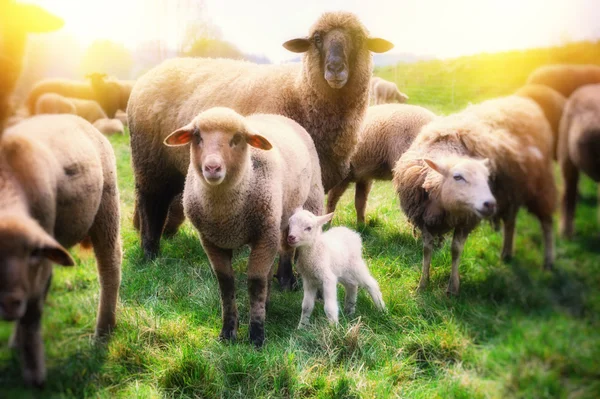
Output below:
[287,209,385,327]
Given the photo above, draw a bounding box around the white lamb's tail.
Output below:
[365,275,386,311]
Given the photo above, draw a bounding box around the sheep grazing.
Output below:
[287,209,385,327]
[393,96,556,295]
[87,73,135,119]
[515,84,566,159]
[0,0,63,131]
[373,78,409,105]
[327,104,436,224]
[1,114,122,386]
[26,78,95,115]
[558,84,600,238]
[35,93,108,123]
[527,64,600,97]
[128,11,393,290]
[163,107,323,347]
[93,118,125,136]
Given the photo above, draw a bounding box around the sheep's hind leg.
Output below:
[501,208,517,261]
[275,230,297,291]
[137,188,177,259]
[298,279,318,328]
[355,179,373,225]
[540,215,555,271]
[342,283,358,315]
[560,156,579,239]
[417,230,434,292]
[162,193,185,238]
[322,275,339,324]
[327,174,352,215]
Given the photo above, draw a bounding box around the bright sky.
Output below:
[29,0,600,63]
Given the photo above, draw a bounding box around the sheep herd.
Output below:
[1,1,600,389]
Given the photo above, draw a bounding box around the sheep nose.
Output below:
[326,61,344,75]
[0,294,25,321]
[483,200,496,213]
[204,163,222,174]
[287,235,297,244]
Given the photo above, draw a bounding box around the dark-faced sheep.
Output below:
[558,83,600,238]
[163,107,323,347]
[327,104,435,224]
[393,96,556,295]
[128,11,393,290]
[527,64,600,98]
[373,78,409,105]
[1,114,122,386]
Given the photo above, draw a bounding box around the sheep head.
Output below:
[0,216,73,322]
[164,107,272,187]
[283,11,393,90]
[287,208,334,248]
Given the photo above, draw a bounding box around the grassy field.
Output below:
[2,43,600,398]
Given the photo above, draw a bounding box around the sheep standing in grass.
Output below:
[374,78,409,104]
[163,108,323,347]
[327,104,435,224]
[527,64,600,97]
[1,114,122,386]
[128,11,393,290]
[93,118,125,136]
[35,93,108,123]
[515,84,566,159]
[394,96,556,295]
[558,84,600,238]
[287,209,385,327]
[88,74,135,119]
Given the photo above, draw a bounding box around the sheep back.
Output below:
[527,64,600,97]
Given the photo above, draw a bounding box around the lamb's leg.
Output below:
[501,209,517,261]
[276,230,297,291]
[322,275,339,324]
[327,175,352,214]
[540,215,555,271]
[364,275,385,310]
[560,156,579,239]
[447,228,469,296]
[203,240,237,341]
[162,193,185,238]
[247,238,279,347]
[417,230,434,292]
[355,179,373,225]
[137,188,178,259]
[342,283,358,315]
[89,185,122,338]
[298,278,318,328]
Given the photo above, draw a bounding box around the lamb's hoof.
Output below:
[344,306,356,315]
[249,321,265,348]
[23,368,46,389]
[276,274,297,292]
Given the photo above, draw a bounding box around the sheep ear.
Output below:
[293,207,304,215]
[480,158,491,169]
[246,133,273,150]
[34,234,74,267]
[14,4,64,33]
[283,38,311,53]
[423,158,449,177]
[367,38,394,53]
[164,126,194,147]
[316,212,334,226]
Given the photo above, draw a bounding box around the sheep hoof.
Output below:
[543,261,554,271]
[219,328,237,343]
[22,367,46,389]
[501,252,513,262]
[445,287,459,297]
[417,279,429,293]
[249,321,265,348]
[277,274,297,292]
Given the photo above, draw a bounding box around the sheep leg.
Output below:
[248,238,279,347]
[203,240,237,342]
[326,175,352,214]
[355,179,373,225]
[17,295,47,387]
[560,156,579,239]
[89,186,122,338]
[298,278,318,328]
[322,275,339,324]
[162,193,185,238]
[501,209,517,261]
[342,283,358,315]
[137,189,177,259]
[540,216,555,271]
[275,230,297,291]
[447,228,468,296]
[417,230,434,292]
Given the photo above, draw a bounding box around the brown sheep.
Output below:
[373,78,409,104]
[88,73,135,119]
[526,64,600,97]
[115,110,128,128]
[164,108,323,346]
[514,84,566,159]
[35,93,108,123]
[128,11,393,290]
[1,114,122,386]
[327,104,436,224]
[558,83,600,238]
[393,96,556,295]
[93,118,125,136]
[0,0,63,132]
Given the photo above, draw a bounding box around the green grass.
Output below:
[2,43,600,398]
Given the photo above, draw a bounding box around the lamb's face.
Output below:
[425,157,497,219]
[0,217,73,321]
[287,209,334,248]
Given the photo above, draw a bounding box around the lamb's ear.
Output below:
[423,158,449,177]
[34,233,74,266]
[316,212,334,226]
[246,133,273,150]
[164,125,195,147]
[283,38,311,53]
[480,158,491,169]
[16,4,64,33]
[367,38,394,53]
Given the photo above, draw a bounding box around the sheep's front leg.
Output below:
[298,278,318,328]
[560,156,579,239]
[355,179,373,225]
[248,238,278,347]
[322,274,339,324]
[501,208,518,261]
[275,228,296,291]
[18,297,46,387]
[540,215,555,271]
[447,228,469,296]
[202,240,236,342]
[417,230,434,292]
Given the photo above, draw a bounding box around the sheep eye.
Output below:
[453,174,464,182]
[305,227,312,232]
[314,33,323,47]
[230,133,243,147]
